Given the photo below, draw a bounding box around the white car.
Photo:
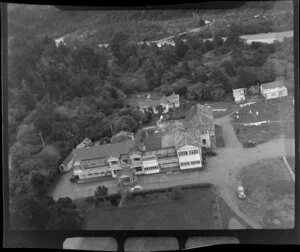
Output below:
[237,186,246,199]
[129,185,143,192]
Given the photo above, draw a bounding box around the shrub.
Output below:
[169,186,183,200]
[85,196,94,204]
[108,194,120,206]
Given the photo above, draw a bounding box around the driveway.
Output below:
[51,114,295,228]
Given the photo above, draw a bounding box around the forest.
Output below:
[7,3,294,230]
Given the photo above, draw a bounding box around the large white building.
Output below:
[260,79,288,100]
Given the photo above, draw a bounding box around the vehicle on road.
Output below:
[237,185,246,199]
[202,147,218,157]
[129,185,143,192]
[243,140,257,148]
[69,175,79,183]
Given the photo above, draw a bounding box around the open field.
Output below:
[75,186,249,230]
[232,96,294,144]
[286,156,295,173]
[236,158,294,229]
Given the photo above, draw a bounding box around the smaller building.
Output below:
[59,153,75,172]
[233,88,246,103]
[76,138,92,149]
[260,80,288,100]
[138,92,180,114]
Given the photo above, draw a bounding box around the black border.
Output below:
[2,0,300,249]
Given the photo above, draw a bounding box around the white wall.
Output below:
[177,145,202,170]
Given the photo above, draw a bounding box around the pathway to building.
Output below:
[51,111,295,228]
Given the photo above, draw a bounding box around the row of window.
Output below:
[178,149,200,156]
[142,156,157,161]
[180,160,201,166]
[144,166,159,171]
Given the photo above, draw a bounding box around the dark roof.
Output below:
[143,136,163,151]
[72,140,135,161]
[175,134,200,150]
[185,104,214,130]
[61,152,75,165]
[260,80,285,90]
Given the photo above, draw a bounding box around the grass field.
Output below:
[237,158,294,229]
[76,185,252,230]
[232,96,294,144]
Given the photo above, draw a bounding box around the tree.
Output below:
[170,186,183,200]
[210,86,226,101]
[236,66,257,88]
[48,197,83,230]
[171,78,190,96]
[155,104,164,115]
[30,171,48,195]
[186,83,203,102]
[213,35,224,48]
[174,38,189,60]
[94,185,108,204]
[220,60,236,77]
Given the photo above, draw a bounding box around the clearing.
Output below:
[76,186,249,230]
[285,156,296,173]
[236,158,294,229]
[232,96,294,144]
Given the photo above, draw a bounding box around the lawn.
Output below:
[76,186,218,230]
[237,158,295,229]
[232,96,295,144]
[286,156,295,173]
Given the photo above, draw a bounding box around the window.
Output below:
[178,151,188,156]
[135,167,142,172]
[191,161,201,165]
[111,161,118,165]
[189,149,199,155]
[202,139,207,145]
[180,162,190,166]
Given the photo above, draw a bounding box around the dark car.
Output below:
[202,148,218,157]
[243,140,257,148]
[69,175,79,183]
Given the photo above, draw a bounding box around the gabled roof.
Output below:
[260,80,285,90]
[72,140,135,161]
[61,152,75,165]
[185,104,214,129]
[175,134,200,150]
[143,136,163,151]
[160,92,179,103]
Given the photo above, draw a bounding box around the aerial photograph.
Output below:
[7,1,295,232]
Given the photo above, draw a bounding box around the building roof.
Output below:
[160,92,179,103]
[175,134,200,150]
[61,152,75,166]
[143,136,163,151]
[72,140,135,161]
[260,80,285,90]
[185,104,214,129]
[111,131,134,143]
[116,166,134,179]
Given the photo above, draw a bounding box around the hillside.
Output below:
[8,1,293,47]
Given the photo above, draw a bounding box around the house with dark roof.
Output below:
[138,92,180,114]
[260,79,288,100]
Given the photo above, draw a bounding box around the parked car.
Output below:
[237,185,246,199]
[69,175,79,183]
[243,140,257,148]
[129,185,143,192]
[202,147,218,157]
